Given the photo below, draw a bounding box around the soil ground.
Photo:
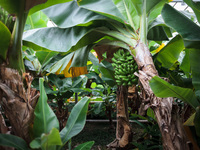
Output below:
[72,121,143,150]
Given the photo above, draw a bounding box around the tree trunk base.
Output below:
[0,66,39,143]
[134,41,189,150]
[107,86,133,149]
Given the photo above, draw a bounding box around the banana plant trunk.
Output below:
[0,66,39,143]
[134,41,189,150]
[107,85,133,149]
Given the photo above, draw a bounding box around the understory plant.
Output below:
[0,78,94,150]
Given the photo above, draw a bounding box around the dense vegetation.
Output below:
[0,0,200,150]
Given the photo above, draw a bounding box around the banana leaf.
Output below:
[74,141,95,150]
[33,78,59,138]
[0,134,29,150]
[149,76,200,109]
[59,97,90,149]
[42,1,107,28]
[162,4,200,49]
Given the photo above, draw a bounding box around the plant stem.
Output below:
[139,0,147,45]
[68,139,72,150]
[8,0,28,74]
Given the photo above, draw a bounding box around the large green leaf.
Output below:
[74,141,95,150]
[29,0,73,15]
[0,134,29,150]
[30,128,62,150]
[0,21,11,60]
[112,0,140,31]
[156,35,185,68]
[33,78,59,138]
[78,0,126,23]
[148,1,165,23]
[41,128,62,149]
[59,97,90,148]
[184,0,200,24]
[189,49,200,91]
[23,25,104,52]
[42,1,107,28]
[25,11,48,31]
[131,0,143,16]
[146,0,166,14]
[162,4,200,49]
[149,76,200,109]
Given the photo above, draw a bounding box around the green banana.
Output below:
[112,49,138,86]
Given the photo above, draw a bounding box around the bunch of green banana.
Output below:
[112,49,138,86]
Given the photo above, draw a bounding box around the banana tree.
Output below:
[0,0,75,145]
[149,2,200,148]
[22,0,190,149]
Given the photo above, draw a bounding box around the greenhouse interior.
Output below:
[0,0,200,150]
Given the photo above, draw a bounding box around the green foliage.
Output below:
[73,141,95,150]
[30,128,62,149]
[31,78,91,150]
[149,76,200,109]
[42,1,107,28]
[162,4,200,49]
[0,134,30,150]
[59,96,90,148]
[33,78,59,138]
[28,0,73,15]
[156,35,185,68]
[131,113,162,150]
[25,11,48,30]
[23,25,104,53]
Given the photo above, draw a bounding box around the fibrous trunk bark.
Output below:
[134,41,189,150]
[0,66,39,143]
[107,85,133,149]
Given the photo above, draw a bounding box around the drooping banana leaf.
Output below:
[23,24,105,52]
[28,0,73,15]
[162,4,200,49]
[42,1,107,28]
[156,35,185,68]
[78,0,126,24]
[149,76,200,109]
